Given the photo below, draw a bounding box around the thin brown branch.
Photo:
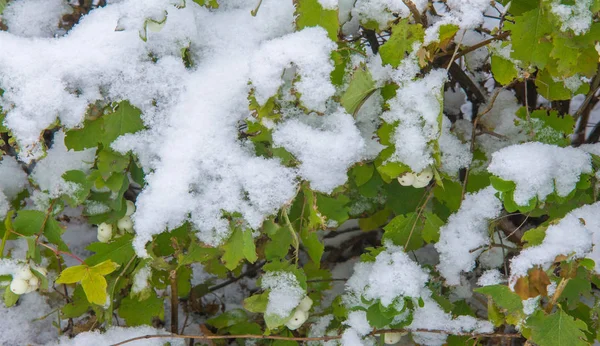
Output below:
[111,328,523,346]
[402,0,426,26]
[170,269,179,334]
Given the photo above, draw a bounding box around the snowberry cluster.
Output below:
[97,200,135,243]
[383,331,407,344]
[285,296,313,330]
[397,168,433,188]
[10,266,47,295]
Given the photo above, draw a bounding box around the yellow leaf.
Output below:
[90,260,119,276]
[81,273,108,305]
[55,265,89,284]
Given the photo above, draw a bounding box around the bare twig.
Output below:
[111,328,523,346]
[402,0,426,26]
[170,269,179,334]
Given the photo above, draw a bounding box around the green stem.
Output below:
[282,208,299,265]
[0,211,14,258]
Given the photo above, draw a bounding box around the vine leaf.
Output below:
[527,308,589,346]
[341,67,377,116]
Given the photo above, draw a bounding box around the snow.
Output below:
[550,0,593,35]
[438,116,472,175]
[477,269,503,286]
[0,292,56,345]
[0,156,27,199]
[272,109,365,193]
[344,310,371,336]
[317,0,338,10]
[488,143,592,206]
[250,27,337,112]
[2,0,72,38]
[261,271,305,319]
[55,326,184,346]
[352,0,428,29]
[131,264,152,294]
[381,69,447,173]
[435,187,503,285]
[424,0,491,44]
[509,202,600,286]
[30,130,95,199]
[345,243,429,307]
[409,296,494,346]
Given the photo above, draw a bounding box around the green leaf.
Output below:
[506,7,553,69]
[222,228,254,270]
[358,208,392,231]
[535,69,572,101]
[341,67,377,116]
[491,55,518,85]
[489,176,516,192]
[382,213,424,251]
[119,290,164,326]
[265,223,293,261]
[522,226,547,247]
[294,0,339,41]
[379,19,424,67]
[64,118,104,151]
[300,228,324,266]
[474,285,523,313]
[62,170,93,206]
[367,303,394,328]
[316,194,350,225]
[61,286,90,318]
[101,101,145,145]
[85,233,135,266]
[97,148,130,178]
[244,291,269,313]
[422,212,443,243]
[527,308,589,346]
[207,309,249,329]
[3,286,19,307]
[12,210,47,236]
[351,164,374,187]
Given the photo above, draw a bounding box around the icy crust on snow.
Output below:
[550,0,593,35]
[31,130,95,199]
[381,69,447,173]
[0,0,192,163]
[273,109,365,193]
[342,243,494,345]
[261,271,305,319]
[2,0,72,38]
[509,202,600,287]
[55,326,184,346]
[250,27,336,112]
[488,143,592,206]
[435,187,503,285]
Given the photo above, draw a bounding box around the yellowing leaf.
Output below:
[81,272,108,306]
[294,0,339,41]
[379,19,424,68]
[341,66,377,116]
[89,260,120,276]
[56,265,89,284]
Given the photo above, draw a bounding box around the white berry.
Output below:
[28,276,40,288]
[297,296,313,312]
[285,309,308,330]
[383,332,404,344]
[397,173,416,186]
[10,278,28,295]
[32,266,48,277]
[125,200,136,217]
[117,216,134,233]
[413,168,434,188]
[16,267,33,280]
[97,223,113,242]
